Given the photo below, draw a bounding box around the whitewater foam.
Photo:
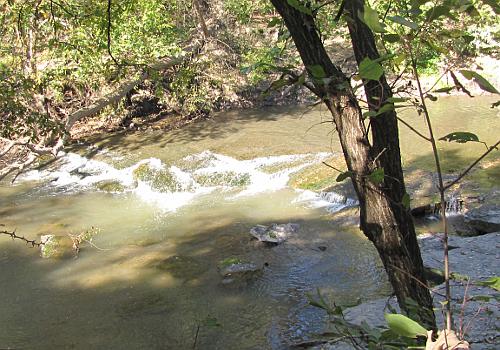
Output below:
[17,150,334,212]
[294,189,358,213]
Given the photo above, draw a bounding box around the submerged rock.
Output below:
[40,234,76,259]
[465,204,500,234]
[96,180,126,193]
[217,258,263,285]
[193,171,251,187]
[249,223,299,244]
[132,163,185,193]
[153,255,209,280]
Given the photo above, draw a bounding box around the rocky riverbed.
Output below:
[300,230,499,350]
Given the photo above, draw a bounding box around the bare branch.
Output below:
[0,153,37,182]
[0,137,28,158]
[106,0,120,66]
[0,226,44,247]
[396,116,431,141]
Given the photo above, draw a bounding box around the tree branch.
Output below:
[0,226,44,247]
[106,0,120,66]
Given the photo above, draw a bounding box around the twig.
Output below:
[458,278,471,339]
[462,304,484,339]
[396,116,431,141]
[82,239,110,251]
[372,147,387,166]
[193,324,200,349]
[389,263,447,298]
[322,161,344,173]
[0,228,44,247]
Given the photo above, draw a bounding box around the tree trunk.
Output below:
[270,0,435,328]
[193,0,209,38]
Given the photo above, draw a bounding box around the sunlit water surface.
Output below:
[0,96,498,349]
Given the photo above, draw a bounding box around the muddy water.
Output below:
[0,96,498,349]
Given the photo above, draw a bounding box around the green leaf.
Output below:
[426,94,438,101]
[384,313,428,338]
[363,103,394,118]
[336,171,353,182]
[359,57,384,81]
[477,276,500,291]
[203,316,222,328]
[433,86,454,93]
[296,73,306,86]
[359,4,386,33]
[373,53,396,64]
[383,34,401,43]
[363,110,378,118]
[470,295,493,302]
[439,131,480,143]
[426,5,451,22]
[387,97,409,103]
[387,16,419,30]
[368,168,385,184]
[459,70,499,94]
[402,193,411,209]
[267,17,281,27]
[308,65,326,79]
[270,78,291,90]
[376,102,395,115]
[287,0,312,16]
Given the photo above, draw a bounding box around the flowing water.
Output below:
[0,96,498,349]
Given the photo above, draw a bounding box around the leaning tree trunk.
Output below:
[270,0,435,328]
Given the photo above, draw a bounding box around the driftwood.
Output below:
[0,41,202,181]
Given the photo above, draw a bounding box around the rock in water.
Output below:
[40,234,76,259]
[218,259,263,285]
[464,204,500,234]
[249,223,299,244]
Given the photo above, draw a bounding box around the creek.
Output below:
[0,96,498,349]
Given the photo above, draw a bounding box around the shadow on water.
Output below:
[0,212,389,350]
[79,106,289,154]
[403,146,500,197]
[70,104,336,163]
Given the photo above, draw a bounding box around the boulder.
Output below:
[249,223,299,244]
[464,204,500,234]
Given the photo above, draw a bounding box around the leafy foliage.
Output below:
[359,57,384,81]
[384,313,428,338]
[477,276,500,291]
[439,132,481,144]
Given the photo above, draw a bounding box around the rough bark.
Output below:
[270,0,435,328]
